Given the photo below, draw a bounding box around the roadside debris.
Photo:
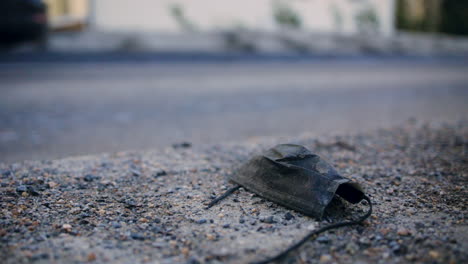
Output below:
[207,144,372,263]
[15,185,40,196]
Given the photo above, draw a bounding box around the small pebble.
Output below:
[319,254,332,263]
[196,219,207,224]
[397,228,411,236]
[284,212,294,220]
[260,216,276,224]
[429,250,440,259]
[83,174,99,182]
[87,253,96,262]
[130,168,141,176]
[317,236,330,244]
[153,170,167,177]
[130,233,145,240]
[62,224,72,232]
[16,185,28,193]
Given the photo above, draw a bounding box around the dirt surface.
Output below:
[0,121,467,264]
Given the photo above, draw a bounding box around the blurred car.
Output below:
[0,0,48,49]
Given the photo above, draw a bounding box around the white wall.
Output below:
[92,0,395,36]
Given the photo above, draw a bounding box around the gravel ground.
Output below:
[0,121,467,264]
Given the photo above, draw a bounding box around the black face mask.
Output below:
[207,144,372,264]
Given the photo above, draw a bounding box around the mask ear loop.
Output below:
[206,188,373,264]
[205,185,241,209]
[252,195,373,264]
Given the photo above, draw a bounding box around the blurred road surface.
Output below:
[1,54,467,162]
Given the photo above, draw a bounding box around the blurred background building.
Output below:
[45,0,395,35]
[1,0,465,53]
[44,0,468,36]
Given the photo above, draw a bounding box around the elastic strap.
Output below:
[206,185,241,209]
[252,195,373,264]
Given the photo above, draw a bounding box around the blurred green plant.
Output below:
[354,4,379,34]
[169,3,197,32]
[330,4,344,33]
[272,1,302,29]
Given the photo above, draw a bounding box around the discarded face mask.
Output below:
[207,144,372,264]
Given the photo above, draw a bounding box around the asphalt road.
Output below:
[1,55,467,162]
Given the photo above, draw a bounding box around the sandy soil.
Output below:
[0,120,467,264]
